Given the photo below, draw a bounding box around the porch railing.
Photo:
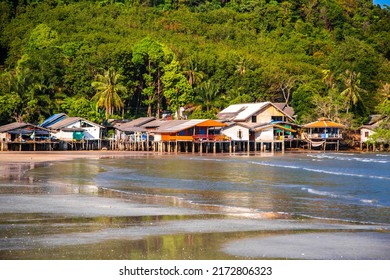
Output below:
[161,134,229,141]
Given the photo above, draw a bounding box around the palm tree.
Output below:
[340,70,365,114]
[235,56,248,76]
[182,59,204,88]
[377,82,390,102]
[192,81,226,117]
[321,69,336,90]
[91,68,126,120]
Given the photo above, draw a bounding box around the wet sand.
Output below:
[0,150,153,163]
[1,151,390,260]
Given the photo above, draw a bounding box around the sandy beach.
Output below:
[0,150,154,163]
[1,151,390,260]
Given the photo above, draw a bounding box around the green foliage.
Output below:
[91,67,126,120]
[61,96,103,123]
[0,0,389,127]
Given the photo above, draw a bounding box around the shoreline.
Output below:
[0,150,155,163]
[0,149,380,164]
[1,150,390,260]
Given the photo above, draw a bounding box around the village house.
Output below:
[217,102,298,152]
[0,122,50,151]
[113,117,155,151]
[41,115,105,150]
[360,115,385,150]
[144,119,228,153]
[302,118,345,150]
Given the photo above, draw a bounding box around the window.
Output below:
[365,131,369,138]
[271,116,283,122]
[81,122,93,128]
[251,115,257,123]
[237,129,242,139]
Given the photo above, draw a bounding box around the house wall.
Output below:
[222,126,249,141]
[53,131,74,140]
[361,128,374,142]
[53,120,102,140]
[245,105,286,123]
[255,128,274,141]
[153,134,162,141]
[0,132,9,141]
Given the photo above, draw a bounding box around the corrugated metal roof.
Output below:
[218,103,269,121]
[0,122,50,133]
[115,117,155,131]
[0,122,30,133]
[48,117,104,130]
[40,113,67,127]
[154,120,197,133]
[234,103,269,121]
[118,126,147,133]
[47,117,82,129]
[273,103,295,118]
[360,120,383,130]
[154,119,220,133]
[141,120,166,128]
[217,102,296,122]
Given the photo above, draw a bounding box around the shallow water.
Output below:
[1,152,389,259]
[92,153,390,224]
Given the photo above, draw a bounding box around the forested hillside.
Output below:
[0,0,389,129]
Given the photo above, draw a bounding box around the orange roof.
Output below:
[195,119,228,127]
[303,118,345,129]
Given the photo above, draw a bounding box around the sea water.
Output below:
[92,152,390,224]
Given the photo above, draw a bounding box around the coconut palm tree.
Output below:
[235,56,248,76]
[182,59,204,88]
[190,81,226,118]
[91,68,126,120]
[339,70,365,114]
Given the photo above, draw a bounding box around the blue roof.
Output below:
[40,113,67,128]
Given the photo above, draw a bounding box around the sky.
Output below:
[373,0,390,6]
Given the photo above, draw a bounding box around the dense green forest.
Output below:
[0,0,389,132]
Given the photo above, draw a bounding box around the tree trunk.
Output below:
[156,68,161,119]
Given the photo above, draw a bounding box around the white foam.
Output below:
[250,160,390,180]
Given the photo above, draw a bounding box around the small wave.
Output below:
[302,167,390,180]
[250,160,390,180]
[307,154,389,163]
[301,188,383,207]
[360,199,378,205]
[376,154,390,157]
[301,187,342,198]
[352,157,389,163]
[249,161,300,169]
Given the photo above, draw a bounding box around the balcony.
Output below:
[161,134,229,142]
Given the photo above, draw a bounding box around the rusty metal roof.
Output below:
[0,122,49,133]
